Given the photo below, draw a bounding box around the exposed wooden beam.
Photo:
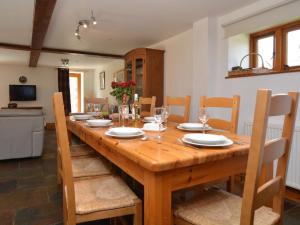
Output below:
[0,42,124,59]
[29,0,57,67]
[0,43,31,51]
[41,47,124,59]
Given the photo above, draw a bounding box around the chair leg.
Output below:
[133,200,142,225]
[227,176,235,193]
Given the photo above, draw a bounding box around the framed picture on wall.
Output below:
[99,71,105,90]
[113,69,125,82]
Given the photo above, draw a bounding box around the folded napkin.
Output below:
[143,123,166,131]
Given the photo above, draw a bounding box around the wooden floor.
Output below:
[0,130,300,225]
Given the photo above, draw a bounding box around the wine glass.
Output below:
[163,106,169,124]
[153,107,166,143]
[199,108,209,133]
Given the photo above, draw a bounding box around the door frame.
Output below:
[69,73,82,112]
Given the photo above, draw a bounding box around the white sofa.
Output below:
[0,109,44,160]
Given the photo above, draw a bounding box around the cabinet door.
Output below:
[125,59,133,81]
[134,56,145,97]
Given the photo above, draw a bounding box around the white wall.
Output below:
[215,2,300,133]
[150,29,194,99]
[0,64,57,123]
[147,0,300,131]
[94,60,124,104]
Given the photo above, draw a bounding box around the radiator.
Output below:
[244,122,300,190]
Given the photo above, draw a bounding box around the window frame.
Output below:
[282,21,300,71]
[227,19,300,78]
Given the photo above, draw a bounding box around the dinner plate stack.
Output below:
[86,119,112,127]
[177,123,212,131]
[105,127,145,138]
[182,133,233,147]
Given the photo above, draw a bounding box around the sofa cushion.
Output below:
[0,109,43,117]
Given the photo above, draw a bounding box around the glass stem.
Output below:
[158,122,161,143]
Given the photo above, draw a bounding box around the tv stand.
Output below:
[1,106,43,110]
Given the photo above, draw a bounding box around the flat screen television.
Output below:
[9,85,36,101]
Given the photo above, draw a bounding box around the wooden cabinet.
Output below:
[124,48,164,106]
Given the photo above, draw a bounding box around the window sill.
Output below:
[226,68,300,79]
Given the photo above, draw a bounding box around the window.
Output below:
[256,35,275,69]
[228,20,300,78]
[285,27,300,68]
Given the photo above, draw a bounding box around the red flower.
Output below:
[111,81,117,88]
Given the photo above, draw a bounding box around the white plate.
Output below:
[177,125,212,131]
[183,133,227,145]
[87,119,112,126]
[86,122,113,128]
[109,127,142,135]
[180,123,207,129]
[143,117,155,123]
[105,130,145,138]
[182,137,233,147]
[73,114,92,120]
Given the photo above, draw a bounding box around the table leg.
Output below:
[144,171,172,225]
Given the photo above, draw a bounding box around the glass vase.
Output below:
[119,104,129,127]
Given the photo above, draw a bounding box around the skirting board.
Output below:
[45,123,55,130]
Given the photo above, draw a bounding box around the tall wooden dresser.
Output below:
[124,48,164,106]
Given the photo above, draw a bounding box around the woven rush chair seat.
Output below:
[70,144,95,157]
[72,156,111,178]
[75,175,139,214]
[174,189,280,225]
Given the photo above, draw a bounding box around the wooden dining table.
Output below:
[67,118,251,225]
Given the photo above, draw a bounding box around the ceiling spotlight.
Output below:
[74,10,97,40]
[74,27,79,36]
[61,58,69,67]
[91,10,97,25]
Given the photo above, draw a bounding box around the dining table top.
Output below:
[67,118,251,172]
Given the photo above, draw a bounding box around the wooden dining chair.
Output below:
[139,96,156,117]
[165,95,191,123]
[53,92,142,225]
[174,89,299,225]
[200,95,240,191]
[54,94,112,184]
[84,97,109,112]
[200,95,240,133]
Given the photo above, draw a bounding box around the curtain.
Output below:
[58,68,71,115]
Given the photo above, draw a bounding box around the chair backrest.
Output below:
[53,92,76,225]
[241,89,299,225]
[139,96,156,117]
[200,95,240,133]
[165,96,191,123]
[84,97,109,112]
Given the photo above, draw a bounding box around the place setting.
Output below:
[180,133,233,148]
[85,119,113,128]
[177,107,212,132]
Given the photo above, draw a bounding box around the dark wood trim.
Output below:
[0,42,124,59]
[0,43,31,51]
[226,69,300,79]
[45,123,55,130]
[29,0,57,67]
[286,186,300,203]
[41,47,124,59]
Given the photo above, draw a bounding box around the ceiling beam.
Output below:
[41,47,124,59]
[0,42,124,59]
[29,0,57,67]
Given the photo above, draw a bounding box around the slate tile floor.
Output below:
[0,130,300,225]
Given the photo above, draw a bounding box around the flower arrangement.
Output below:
[110,80,136,104]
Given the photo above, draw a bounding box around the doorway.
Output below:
[69,73,81,113]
